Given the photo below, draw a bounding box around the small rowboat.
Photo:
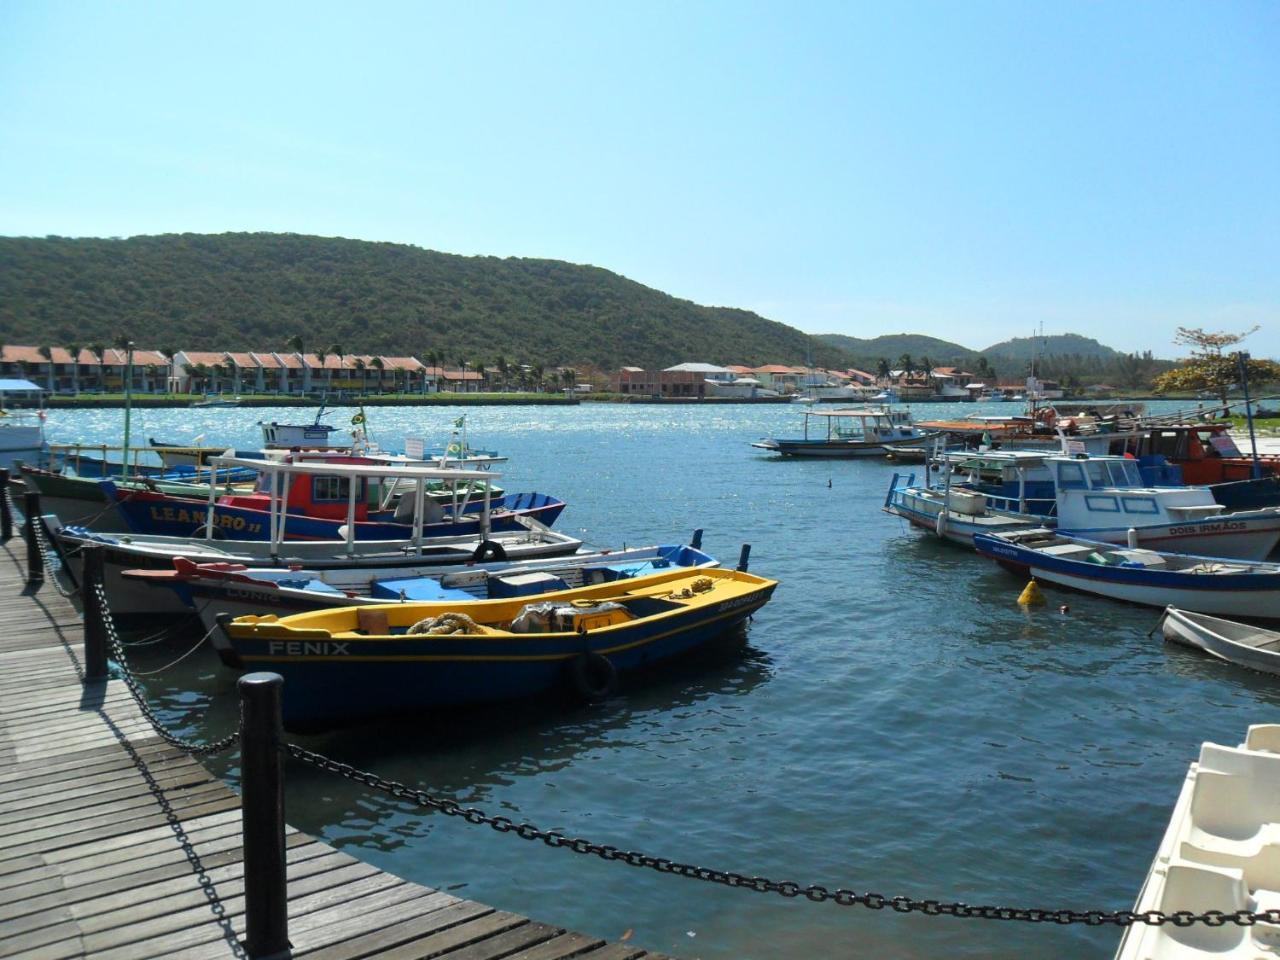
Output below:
[219,567,778,729]
[974,530,1280,619]
[1159,607,1280,677]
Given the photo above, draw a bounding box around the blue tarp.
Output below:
[0,379,42,392]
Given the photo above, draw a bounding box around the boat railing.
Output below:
[884,472,916,509]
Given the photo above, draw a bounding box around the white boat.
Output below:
[975,529,1280,619]
[752,407,939,458]
[1114,724,1280,960]
[1160,607,1280,676]
[122,540,723,632]
[49,458,578,619]
[1046,455,1280,560]
[0,378,46,458]
[884,461,1049,546]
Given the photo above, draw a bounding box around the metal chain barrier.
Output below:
[283,742,1280,929]
[93,577,239,757]
[30,514,81,598]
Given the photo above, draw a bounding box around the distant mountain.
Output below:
[814,333,977,367]
[0,233,857,371]
[817,331,1124,368]
[981,334,1119,364]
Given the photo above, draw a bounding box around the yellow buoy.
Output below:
[1017,580,1044,606]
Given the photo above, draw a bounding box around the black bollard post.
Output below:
[736,543,752,572]
[0,468,11,542]
[691,528,703,550]
[82,545,108,682]
[23,491,43,588]
[239,672,290,958]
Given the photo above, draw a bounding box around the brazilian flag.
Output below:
[351,409,366,426]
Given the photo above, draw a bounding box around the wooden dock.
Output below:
[0,527,671,959]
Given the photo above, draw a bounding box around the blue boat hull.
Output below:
[224,584,776,728]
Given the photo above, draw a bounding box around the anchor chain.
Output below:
[30,514,80,598]
[282,743,1280,928]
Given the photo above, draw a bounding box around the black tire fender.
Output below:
[567,651,618,703]
[471,540,507,563]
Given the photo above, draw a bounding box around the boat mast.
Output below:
[1238,352,1262,479]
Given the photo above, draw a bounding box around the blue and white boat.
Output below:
[883,464,1049,546]
[974,530,1280,619]
[122,538,728,631]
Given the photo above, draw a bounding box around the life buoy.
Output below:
[471,540,507,563]
[567,651,618,702]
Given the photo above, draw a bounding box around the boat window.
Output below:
[1105,461,1142,488]
[1056,462,1087,489]
[1085,495,1120,512]
[1121,497,1159,515]
[313,475,351,502]
[1085,461,1109,488]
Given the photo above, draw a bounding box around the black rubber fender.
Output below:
[567,651,618,703]
[471,539,507,563]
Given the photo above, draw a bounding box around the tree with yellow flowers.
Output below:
[1152,327,1280,406]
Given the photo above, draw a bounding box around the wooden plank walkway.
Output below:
[0,524,672,960]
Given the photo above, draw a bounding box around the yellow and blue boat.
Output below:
[218,567,778,729]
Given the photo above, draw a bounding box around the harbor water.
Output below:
[45,401,1280,959]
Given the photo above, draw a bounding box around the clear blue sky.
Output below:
[2,1,1277,357]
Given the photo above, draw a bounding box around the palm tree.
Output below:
[370,356,386,394]
[88,343,107,392]
[326,344,343,394]
[919,355,935,390]
[532,362,544,393]
[352,357,367,395]
[475,362,487,392]
[876,358,891,382]
[189,363,209,394]
[495,355,509,393]
[560,368,576,391]
[898,354,914,380]
[65,343,82,394]
[36,345,55,392]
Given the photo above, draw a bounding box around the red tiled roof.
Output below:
[224,352,258,367]
[252,352,283,369]
[381,356,425,371]
[275,353,304,369]
[180,351,230,366]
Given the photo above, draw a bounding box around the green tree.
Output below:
[36,345,55,391]
[370,356,385,394]
[1152,327,1280,405]
[897,354,914,378]
[352,356,367,395]
[876,358,890,381]
[88,343,107,391]
[64,342,82,394]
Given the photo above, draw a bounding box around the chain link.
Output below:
[30,513,80,598]
[94,578,239,756]
[283,742,1280,928]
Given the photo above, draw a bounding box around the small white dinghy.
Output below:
[1160,606,1280,677]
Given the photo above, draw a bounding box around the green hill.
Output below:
[815,333,977,367]
[0,233,855,371]
[982,334,1119,364]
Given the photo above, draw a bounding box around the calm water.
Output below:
[46,401,1280,959]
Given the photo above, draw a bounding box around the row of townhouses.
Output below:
[611,363,1060,400]
[0,346,487,395]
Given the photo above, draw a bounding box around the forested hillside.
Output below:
[0,233,855,370]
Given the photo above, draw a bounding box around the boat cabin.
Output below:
[1137,424,1279,485]
[1046,455,1227,529]
[800,408,921,442]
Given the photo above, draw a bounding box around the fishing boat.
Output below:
[1159,607,1280,677]
[104,455,562,541]
[752,408,939,457]
[973,530,1280,618]
[1137,424,1280,509]
[217,566,779,728]
[883,466,1049,546]
[124,537,729,630]
[192,394,241,408]
[1114,724,1280,960]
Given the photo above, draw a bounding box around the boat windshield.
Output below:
[1082,459,1143,489]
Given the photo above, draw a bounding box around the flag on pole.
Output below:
[454,415,465,428]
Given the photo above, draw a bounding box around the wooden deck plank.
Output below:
[0,523,671,960]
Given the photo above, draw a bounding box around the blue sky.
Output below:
[2,1,1277,357]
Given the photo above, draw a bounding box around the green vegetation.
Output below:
[0,233,855,371]
[1152,327,1280,406]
